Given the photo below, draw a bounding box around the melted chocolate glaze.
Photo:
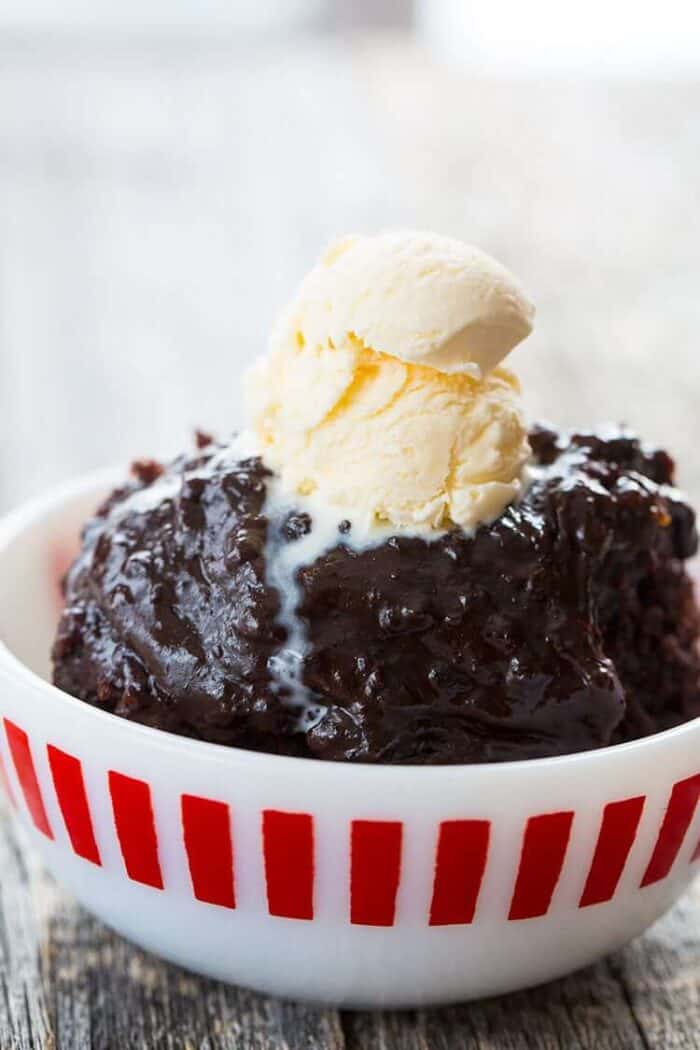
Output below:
[52,426,700,763]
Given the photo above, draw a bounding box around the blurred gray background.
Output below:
[1,0,699,513]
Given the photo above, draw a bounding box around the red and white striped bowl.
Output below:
[0,472,698,1008]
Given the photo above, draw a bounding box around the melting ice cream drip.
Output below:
[261,475,456,729]
[262,478,352,730]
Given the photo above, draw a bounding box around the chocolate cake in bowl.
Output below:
[0,231,697,1007]
[52,232,700,764]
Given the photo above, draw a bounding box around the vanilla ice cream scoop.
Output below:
[247,231,535,532]
[273,231,534,378]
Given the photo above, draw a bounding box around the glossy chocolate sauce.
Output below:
[52,426,700,763]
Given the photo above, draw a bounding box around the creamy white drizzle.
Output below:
[260,469,440,724]
[261,476,344,725]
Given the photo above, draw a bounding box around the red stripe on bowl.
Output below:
[262,810,314,920]
[181,795,235,909]
[429,819,490,926]
[350,820,403,927]
[0,752,17,808]
[108,771,164,889]
[641,773,700,887]
[692,839,700,863]
[3,720,53,839]
[47,745,101,866]
[579,795,645,907]
[508,811,574,920]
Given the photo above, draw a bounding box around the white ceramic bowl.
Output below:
[0,472,698,1009]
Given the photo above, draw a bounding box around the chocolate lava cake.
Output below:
[51,425,700,764]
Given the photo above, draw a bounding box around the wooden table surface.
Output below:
[1,27,699,1050]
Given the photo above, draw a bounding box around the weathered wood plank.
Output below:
[343,887,700,1050]
[45,907,346,1050]
[609,881,700,1050]
[0,808,52,1050]
[343,959,649,1050]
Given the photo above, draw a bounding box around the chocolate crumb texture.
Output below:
[52,426,700,764]
[130,458,164,485]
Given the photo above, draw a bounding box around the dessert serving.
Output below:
[51,231,700,764]
[1,229,699,1007]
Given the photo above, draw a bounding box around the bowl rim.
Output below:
[1,466,699,781]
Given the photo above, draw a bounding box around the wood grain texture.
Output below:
[0,808,53,1050]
